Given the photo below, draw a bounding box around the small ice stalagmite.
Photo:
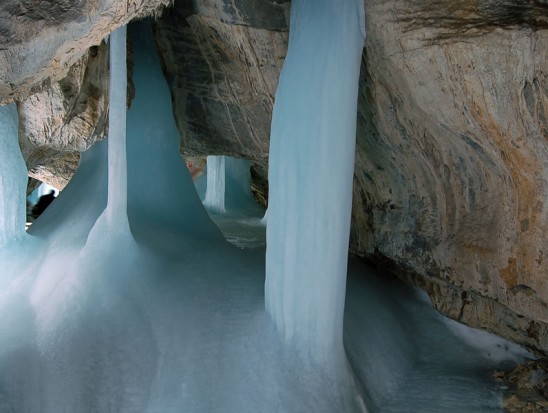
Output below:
[105,26,129,224]
[265,0,365,362]
[204,155,226,214]
[0,104,28,247]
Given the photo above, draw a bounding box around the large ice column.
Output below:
[125,22,221,240]
[265,0,365,359]
[204,155,226,214]
[0,104,27,246]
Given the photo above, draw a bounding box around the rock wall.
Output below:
[0,0,171,104]
[153,0,289,195]
[351,0,548,354]
[18,42,110,189]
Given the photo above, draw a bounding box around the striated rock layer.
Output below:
[153,0,289,197]
[351,0,548,354]
[0,0,171,104]
[18,42,109,189]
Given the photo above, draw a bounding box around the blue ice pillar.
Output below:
[265,0,365,360]
[125,21,221,239]
[105,26,129,223]
[0,104,27,246]
[204,155,226,214]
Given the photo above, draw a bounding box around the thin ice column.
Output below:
[204,155,226,214]
[105,25,128,222]
[265,0,365,360]
[0,104,27,246]
[83,24,133,246]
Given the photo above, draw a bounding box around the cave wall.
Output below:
[351,0,548,354]
[2,0,548,354]
[0,0,171,104]
[0,0,171,190]
[153,0,289,199]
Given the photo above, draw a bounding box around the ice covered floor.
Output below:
[214,212,531,413]
[0,207,530,413]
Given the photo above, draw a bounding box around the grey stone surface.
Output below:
[351,0,548,354]
[153,0,289,193]
[0,0,171,104]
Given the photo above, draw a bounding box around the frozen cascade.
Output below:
[0,16,533,413]
[203,155,226,214]
[0,104,27,247]
[201,156,263,216]
[266,0,364,361]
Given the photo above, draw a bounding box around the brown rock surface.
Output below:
[351,0,548,354]
[153,0,289,189]
[497,358,548,412]
[16,41,110,190]
[0,0,171,104]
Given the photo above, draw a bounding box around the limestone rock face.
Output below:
[497,359,548,412]
[19,42,109,154]
[153,0,288,166]
[351,0,548,354]
[17,42,109,189]
[0,0,171,105]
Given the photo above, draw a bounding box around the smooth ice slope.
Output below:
[266,0,365,359]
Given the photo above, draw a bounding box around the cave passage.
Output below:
[0,4,532,413]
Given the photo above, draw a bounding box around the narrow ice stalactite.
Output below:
[0,104,27,247]
[265,0,365,360]
[204,155,226,214]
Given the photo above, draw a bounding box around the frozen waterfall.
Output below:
[266,0,365,360]
[105,26,129,222]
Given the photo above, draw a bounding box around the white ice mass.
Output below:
[0,2,532,412]
[266,0,364,362]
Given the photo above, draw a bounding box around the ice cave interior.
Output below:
[0,1,534,412]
